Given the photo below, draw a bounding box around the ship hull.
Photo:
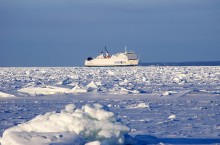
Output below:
[85,59,139,67]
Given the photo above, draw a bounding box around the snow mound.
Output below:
[68,81,100,93]
[69,84,89,93]
[168,114,176,120]
[17,84,98,95]
[86,81,100,92]
[0,103,130,145]
[162,91,178,96]
[163,91,170,96]
[0,92,16,98]
[87,81,98,88]
[110,87,140,94]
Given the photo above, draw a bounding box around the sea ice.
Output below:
[0,92,15,98]
[70,84,89,93]
[0,66,220,144]
[168,114,176,120]
[0,103,130,145]
[126,102,150,109]
[17,86,70,96]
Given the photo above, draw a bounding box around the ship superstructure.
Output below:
[85,47,139,67]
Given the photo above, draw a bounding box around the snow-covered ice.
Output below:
[0,103,129,145]
[1,66,220,96]
[18,86,70,96]
[0,92,15,98]
[0,66,220,144]
[168,114,176,120]
[126,102,150,109]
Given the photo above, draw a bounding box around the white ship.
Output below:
[85,47,139,67]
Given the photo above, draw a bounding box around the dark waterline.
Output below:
[140,61,220,66]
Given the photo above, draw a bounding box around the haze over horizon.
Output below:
[1,0,220,66]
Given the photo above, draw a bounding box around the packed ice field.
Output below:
[0,66,220,145]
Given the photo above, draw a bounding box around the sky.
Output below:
[0,0,220,66]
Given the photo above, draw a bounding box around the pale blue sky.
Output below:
[0,0,220,66]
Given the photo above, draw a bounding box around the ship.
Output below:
[85,47,139,67]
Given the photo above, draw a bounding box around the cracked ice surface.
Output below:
[0,66,220,95]
[0,66,220,144]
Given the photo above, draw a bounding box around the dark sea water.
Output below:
[140,61,220,66]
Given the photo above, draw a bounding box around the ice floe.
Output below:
[168,114,177,120]
[126,102,150,109]
[17,86,70,96]
[0,92,16,98]
[70,84,89,93]
[0,66,220,144]
[1,66,220,96]
[0,103,130,145]
[17,81,102,95]
[86,81,100,92]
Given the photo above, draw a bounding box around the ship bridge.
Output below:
[126,52,138,60]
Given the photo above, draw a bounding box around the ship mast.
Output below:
[125,46,127,53]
